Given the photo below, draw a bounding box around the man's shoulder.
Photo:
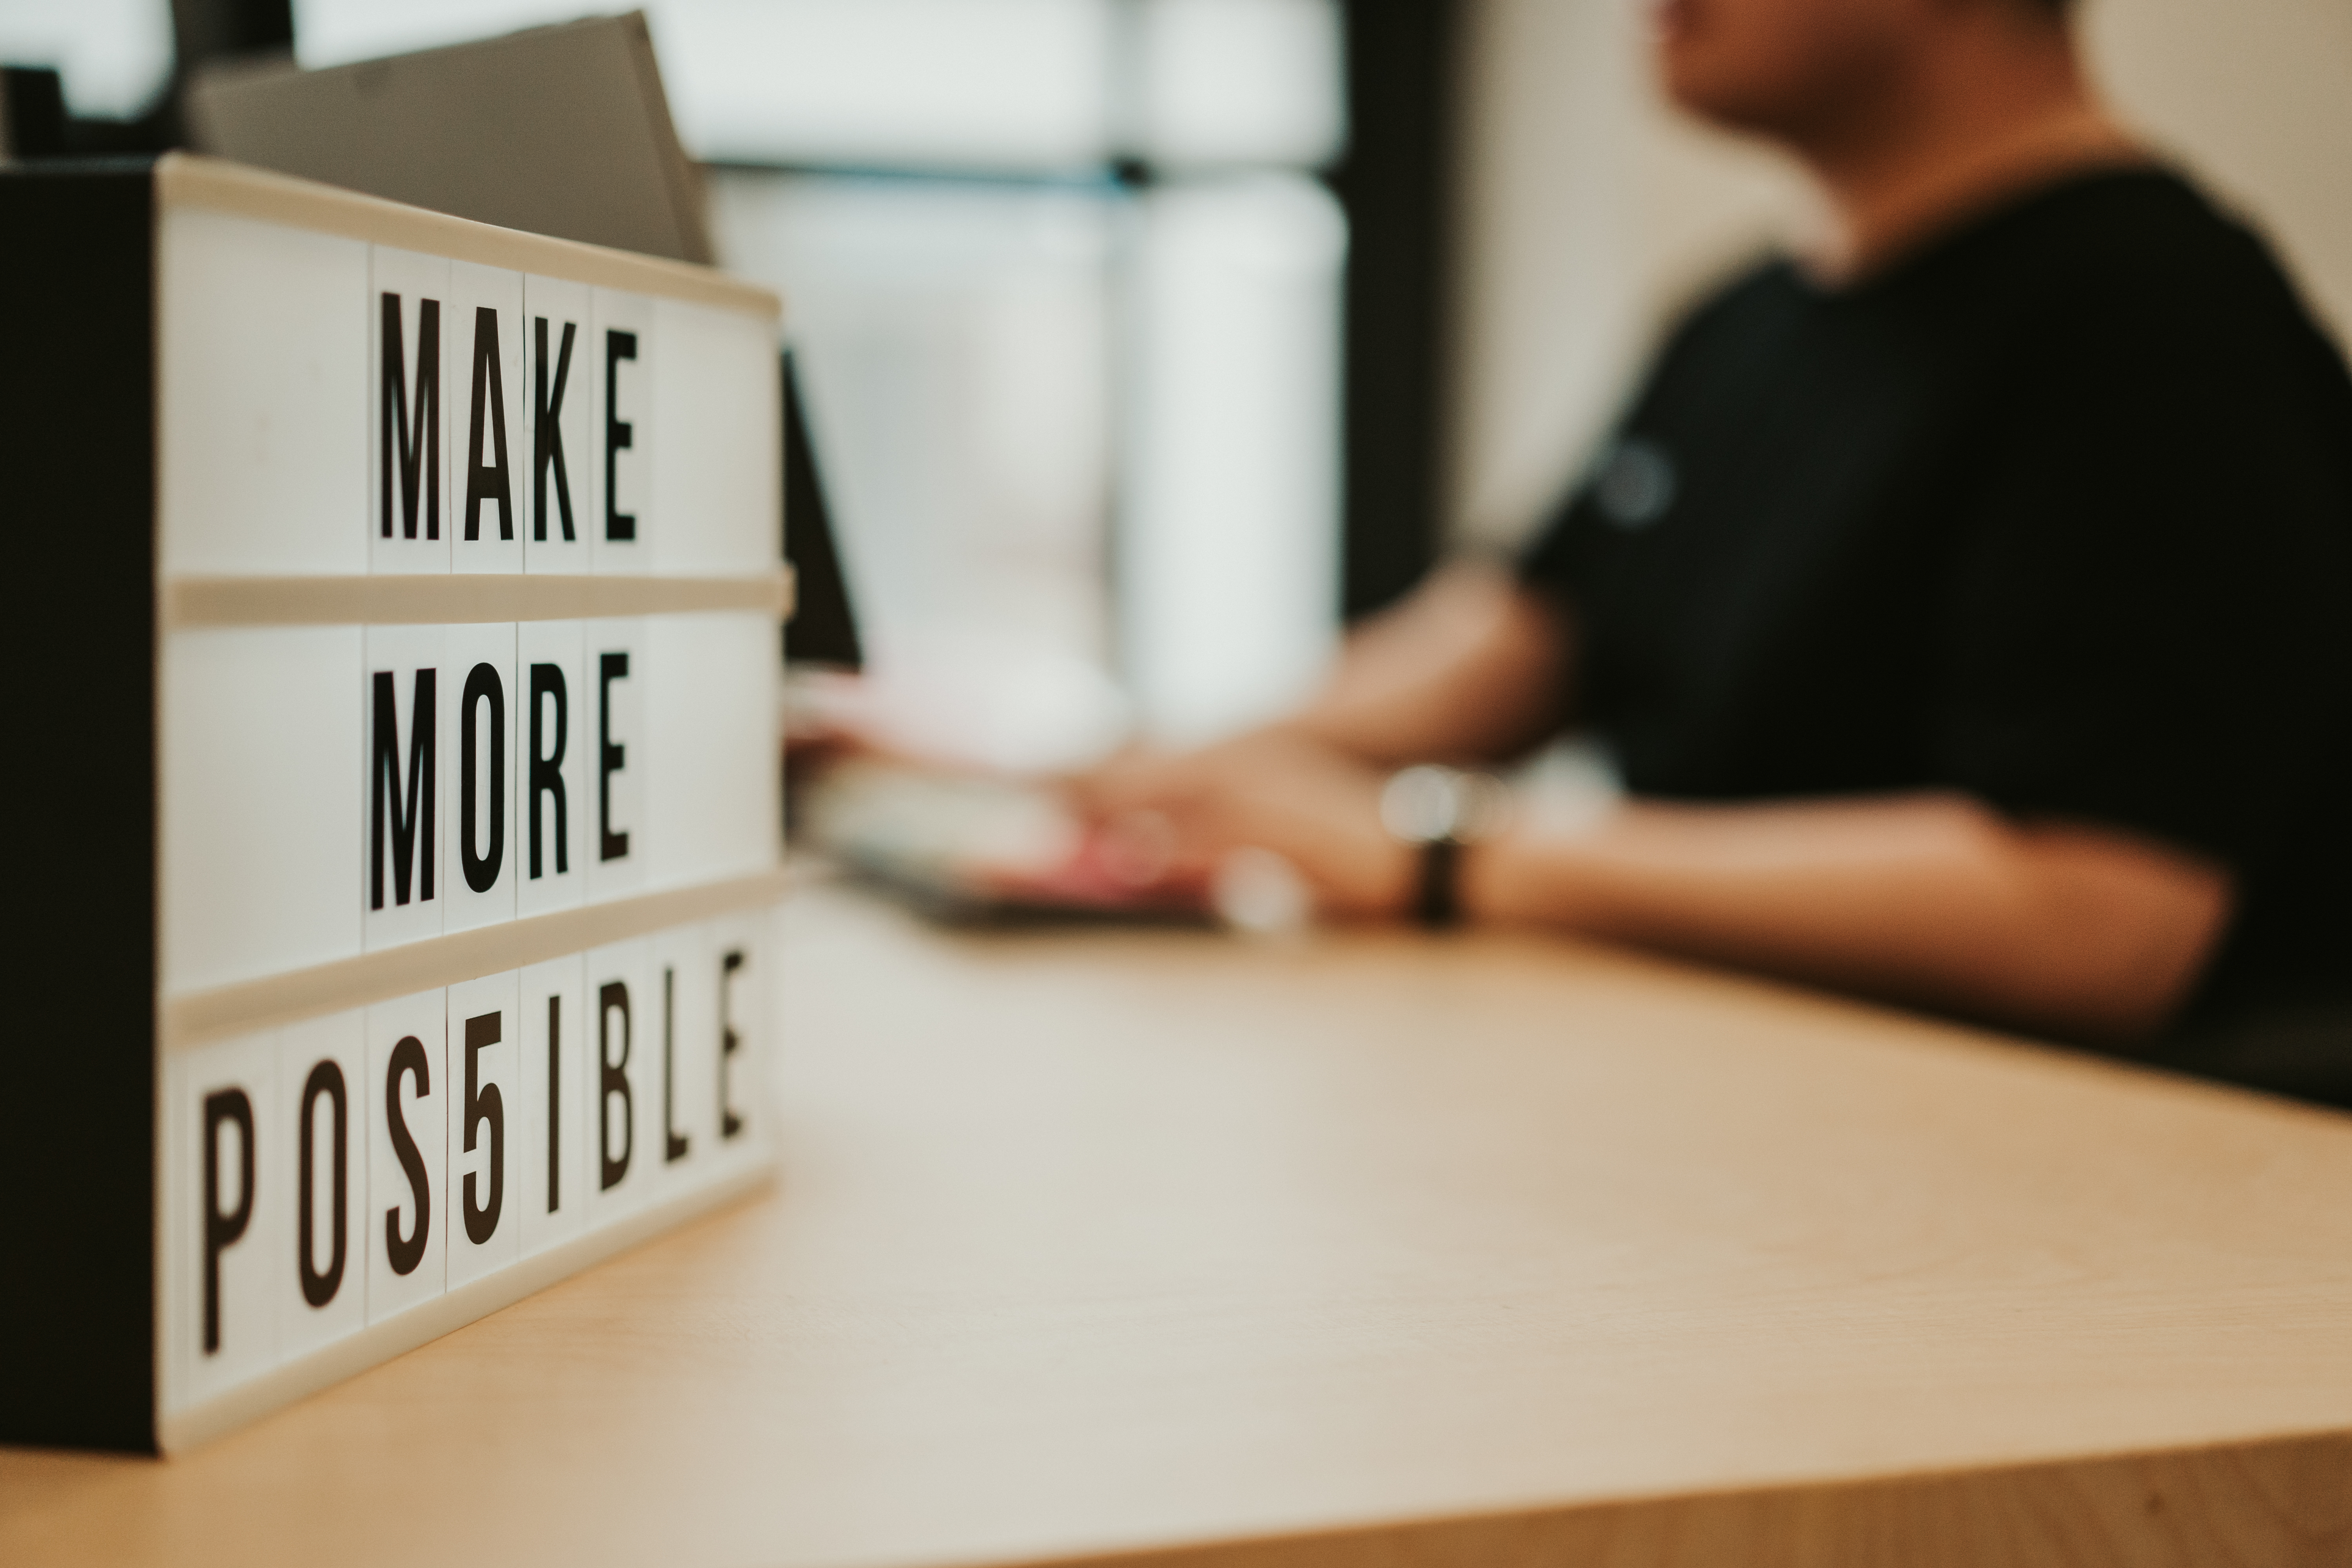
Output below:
[1901,167,2352,461]
[1950,168,2319,341]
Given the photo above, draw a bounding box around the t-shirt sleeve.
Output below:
[1933,257,2352,875]
[1517,283,1746,608]
[1517,477,1604,608]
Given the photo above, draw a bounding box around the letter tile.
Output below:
[278,1011,367,1360]
[522,275,596,575]
[162,627,363,995]
[709,910,772,1172]
[583,940,653,1227]
[583,619,646,902]
[515,620,587,918]
[514,954,588,1258]
[167,1031,281,1414]
[365,989,448,1323]
[159,208,367,576]
[448,262,526,575]
[362,626,449,950]
[591,288,655,573]
[441,622,519,935]
[647,923,714,1201]
[446,971,523,1288]
[369,247,454,574]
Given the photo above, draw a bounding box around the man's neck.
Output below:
[1792,27,2142,283]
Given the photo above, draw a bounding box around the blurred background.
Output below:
[8,0,2352,775]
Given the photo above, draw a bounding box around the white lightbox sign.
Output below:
[2,154,789,1454]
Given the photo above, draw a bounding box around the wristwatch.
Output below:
[1379,765,1508,928]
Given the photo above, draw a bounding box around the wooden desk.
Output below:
[9,885,2352,1566]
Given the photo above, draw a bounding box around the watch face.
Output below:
[1451,772,1513,842]
[1380,765,1459,846]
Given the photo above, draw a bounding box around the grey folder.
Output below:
[185,12,713,265]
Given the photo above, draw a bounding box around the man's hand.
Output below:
[1071,730,1420,920]
[1057,561,1569,924]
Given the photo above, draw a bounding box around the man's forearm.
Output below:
[1286,563,1572,767]
[1461,791,2232,1043]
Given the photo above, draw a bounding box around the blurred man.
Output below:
[1079,0,2352,1097]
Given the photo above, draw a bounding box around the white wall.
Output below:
[1448,0,2352,551]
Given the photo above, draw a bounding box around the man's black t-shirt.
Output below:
[1521,167,2352,1041]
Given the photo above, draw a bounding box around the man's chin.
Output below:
[1661,72,1752,129]
[1658,64,1798,139]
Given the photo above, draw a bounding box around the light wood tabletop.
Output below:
[9,883,2352,1567]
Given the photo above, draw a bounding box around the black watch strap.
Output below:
[1385,765,1505,930]
[1417,837,1463,929]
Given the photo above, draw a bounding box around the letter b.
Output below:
[599,982,632,1191]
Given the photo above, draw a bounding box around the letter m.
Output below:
[372,668,437,909]
[381,293,441,540]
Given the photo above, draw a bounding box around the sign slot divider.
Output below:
[163,570,793,629]
[163,869,791,1050]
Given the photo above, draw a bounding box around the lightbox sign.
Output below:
[2,155,789,1452]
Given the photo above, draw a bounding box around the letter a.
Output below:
[465,306,515,541]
